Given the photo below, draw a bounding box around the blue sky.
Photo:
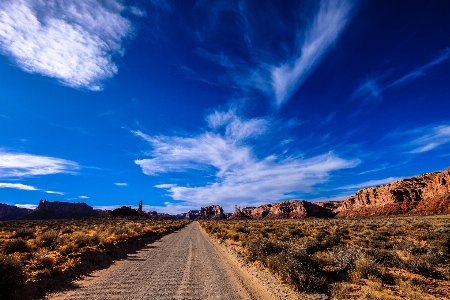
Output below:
[0,0,449,214]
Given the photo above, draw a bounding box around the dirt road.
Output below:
[48,222,274,300]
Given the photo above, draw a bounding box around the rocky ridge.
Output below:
[0,203,33,220]
[20,199,100,220]
[242,200,335,220]
[336,167,450,217]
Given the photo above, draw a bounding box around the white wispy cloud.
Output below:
[0,182,38,190]
[114,182,128,186]
[407,124,450,154]
[271,0,354,107]
[390,48,450,87]
[353,48,450,102]
[45,190,65,195]
[78,195,89,199]
[192,0,354,108]
[133,109,359,211]
[0,151,79,177]
[0,0,134,90]
[15,204,37,209]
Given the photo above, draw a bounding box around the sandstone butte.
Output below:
[335,166,450,217]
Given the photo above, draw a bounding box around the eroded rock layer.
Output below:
[336,167,450,217]
[241,200,335,220]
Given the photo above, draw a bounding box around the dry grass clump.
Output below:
[200,215,450,298]
[0,218,190,297]
[0,254,26,299]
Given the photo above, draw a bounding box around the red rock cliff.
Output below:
[242,200,334,219]
[336,167,450,217]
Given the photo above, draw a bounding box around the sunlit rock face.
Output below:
[336,167,450,217]
[196,205,227,220]
[240,200,335,220]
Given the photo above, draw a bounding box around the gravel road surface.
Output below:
[48,222,274,300]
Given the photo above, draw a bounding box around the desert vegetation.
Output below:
[200,215,450,299]
[0,217,189,299]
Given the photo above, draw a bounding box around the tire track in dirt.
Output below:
[48,222,271,300]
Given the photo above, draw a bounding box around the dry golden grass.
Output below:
[0,217,190,299]
[200,215,450,299]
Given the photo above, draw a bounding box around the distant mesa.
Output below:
[0,203,33,221]
[336,166,450,217]
[20,199,100,220]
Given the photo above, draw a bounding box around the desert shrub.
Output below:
[235,226,249,234]
[330,282,353,299]
[72,232,100,248]
[232,233,240,241]
[58,244,75,255]
[267,249,326,293]
[365,248,402,268]
[0,254,26,299]
[289,228,304,238]
[36,230,59,248]
[303,239,321,254]
[12,227,35,238]
[64,257,81,270]
[329,244,363,270]
[403,255,440,278]
[109,224,129,235]
[39,255,55,269]
[350,256,382,282]
[61,226,73,234]
[315,229,329,241]
[4,239,30,254]
[397,279,434,300]
[247,239,283,262]
[322,234,342,248]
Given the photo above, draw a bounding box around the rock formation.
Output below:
[196,205,227,220]
[0,203,33,221]
[110,206,141,217]
[228,206,252,220]
[336,167,450,217]
[185,210,199,220]
[20,199,100,220]
[239,200,335,220]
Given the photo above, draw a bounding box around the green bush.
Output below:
[0,254,26,299]
[4,239,30,254]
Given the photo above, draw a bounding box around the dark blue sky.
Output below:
[0,0,449,213]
